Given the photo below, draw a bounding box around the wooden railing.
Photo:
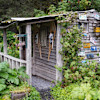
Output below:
[0,52,27,69]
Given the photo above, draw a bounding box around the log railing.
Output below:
[0,52,27,69]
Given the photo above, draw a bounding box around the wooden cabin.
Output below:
[0,9,99,84]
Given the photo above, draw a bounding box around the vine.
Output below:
[45,2,84,86]
[55,11,83,69]
[49,1,100,99]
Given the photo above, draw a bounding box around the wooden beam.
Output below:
[19,26,23,59]
[3,29,7,55]
[26,24,32,85]
[56,24,63,83]
[27,19,55,25]
[0,22,16,29]
[19,19,55,26]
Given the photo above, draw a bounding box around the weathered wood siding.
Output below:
[32,22,56,82]
[78,11,100,63]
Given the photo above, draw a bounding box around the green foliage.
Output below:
[60,25,82,67]
[34,9,46,17]
[0,0,58,21]
[48,4,57,15]
[9,82,41,100]
[0,31,19,58]
[91,0,100,12]
[57,0,71,11]
[64,61,100,87]
[48,0,98,14]
[23,86,41,100]
[51,82,100,100]
[0,0,99,21]
[0,62,29,96]
[0,84,6,91]
[49,2,100,99]
[51,61,100,99]
[0,82,41,100]
[79,0,91,10]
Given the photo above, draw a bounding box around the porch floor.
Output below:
[32,75,55,91]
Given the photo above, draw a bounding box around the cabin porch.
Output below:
[0,17,63,85]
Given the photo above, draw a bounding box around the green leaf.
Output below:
[18,71,29,79]
[0,84,6,91]
[0,79,6,84]
[7,68,17,76]
[8,75,19,85]
[0,72,9,79]
[70,61,76,67]
[14,78,19,85]
[0,62,9,71]
[0,88,10,95]
[18,66,26,72]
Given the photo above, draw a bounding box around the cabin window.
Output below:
[40,29,47,46]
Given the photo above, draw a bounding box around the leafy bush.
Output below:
[48,0,93,14]
[34,9,46,17]
[8,82,41,100]
[51,61,100,100]
[0,62,29,96]
[0,82,41,100]
[23,85,41,100]
[60,26,82,67]
[51,83,100,100]
[64,61,100,87]
[0,31,19,58]
[0,62,41,100]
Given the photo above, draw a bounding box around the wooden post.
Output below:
[26,24,32,85]
[19,27,23,59]
[3,29,7,55]
[56,24,63,83]
[32,32,35,75]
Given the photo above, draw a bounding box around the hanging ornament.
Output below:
[49,32,53,48]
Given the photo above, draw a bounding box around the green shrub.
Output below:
[23,86,41,100]
[64,61,100,88]
[8,82,41,100]
[0,31,19,58]
[0,62,29,97]
[0,62,41,100]
[51,83,100,100]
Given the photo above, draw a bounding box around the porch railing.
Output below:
[0,52,27,69]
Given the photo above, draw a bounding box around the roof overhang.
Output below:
[0,21,16,29]
[0,9,99,29]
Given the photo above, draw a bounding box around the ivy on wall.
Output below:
[55,12,83,69]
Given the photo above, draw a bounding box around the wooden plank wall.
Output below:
[79,12,100,63]
[33,22,56,82]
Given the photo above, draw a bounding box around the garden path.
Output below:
[32,75,55,100]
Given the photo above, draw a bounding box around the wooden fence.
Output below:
[0,52,27,69]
